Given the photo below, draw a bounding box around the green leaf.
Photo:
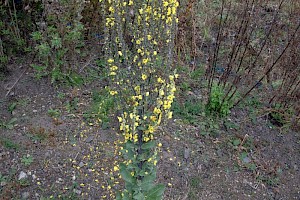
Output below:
[232,139,241,146]
[145,184,165,200]
[125,141,135,149]
[133,192,145,200]
[123,192,130,200]
[120,163,134,184]
[138,126,146,131]
[141,173,156,191]
[116,192,122,200]
[141,141,156,150]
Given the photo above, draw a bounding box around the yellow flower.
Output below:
[107,58,114,63]
[142,58,149,64]
[110,71,116,76]
[148,125,155,133]
[158,143,162,147]
[108,6,114,13]
[114,166,119,171]
[159,89,165,96]
[153,107,161,115]
[118,51,123,56]
[153,51,157,56]
[139,8,144,14]
[147,35,152,40]
[110,90,118,96]
[110,65,118,71]
[167,111,173,119]
[150,115,157,121]
[117,117,122,122]
[142,74,147,80]
[157,77,165,83]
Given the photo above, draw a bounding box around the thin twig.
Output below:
[5,67,27,97]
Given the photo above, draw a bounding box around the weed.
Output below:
[0,138,19,150]
[190,67,205,80]
[172,97,204,124]
[189,176,201,189]
[18,178,31,187]
[65,72,84,86]
[198,117,220,137]
[57,92,66,99]
[83,89,114,128]
[17,97,30,107]
[31,0,85,84]
[21,154,34,166]
[30,64,48,80]
[224,120,240,131]
[268,103,293,127]
[0,173,8,183]
[206,83,234,117]
[0,118,17,129]
[26,126,54,143]
[65,98,79,113]
[47,108,61,118]
[8,102,17,113]
[180,82,191,92]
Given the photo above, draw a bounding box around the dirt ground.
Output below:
[0,62,299,200]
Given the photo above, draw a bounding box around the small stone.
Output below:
[18,171,28,180]
[45,152,51,157]
[294,164,298,171]
[184,147,190,160]
[74,189,81,195]
[72,175,76,181]
[85,136,94,143]
[58,178,63,182]
[242,157,251,164]
[32,174,36,180]
[33,110,38,113]
[22,192,30,199]
[1,181,7,186]
[79,162,84,168]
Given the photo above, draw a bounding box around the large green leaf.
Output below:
[133,191,145,200]
[116,192,122,200]
[141,173,156,188]
[145,184,165,200]
[141,141,156,150]
[120,163,134,184]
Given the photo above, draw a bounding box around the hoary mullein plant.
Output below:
[100,0,179,199]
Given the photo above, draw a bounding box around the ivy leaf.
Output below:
[120,163,134,184]
[145,184,165,200]
[141,141,156,150]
